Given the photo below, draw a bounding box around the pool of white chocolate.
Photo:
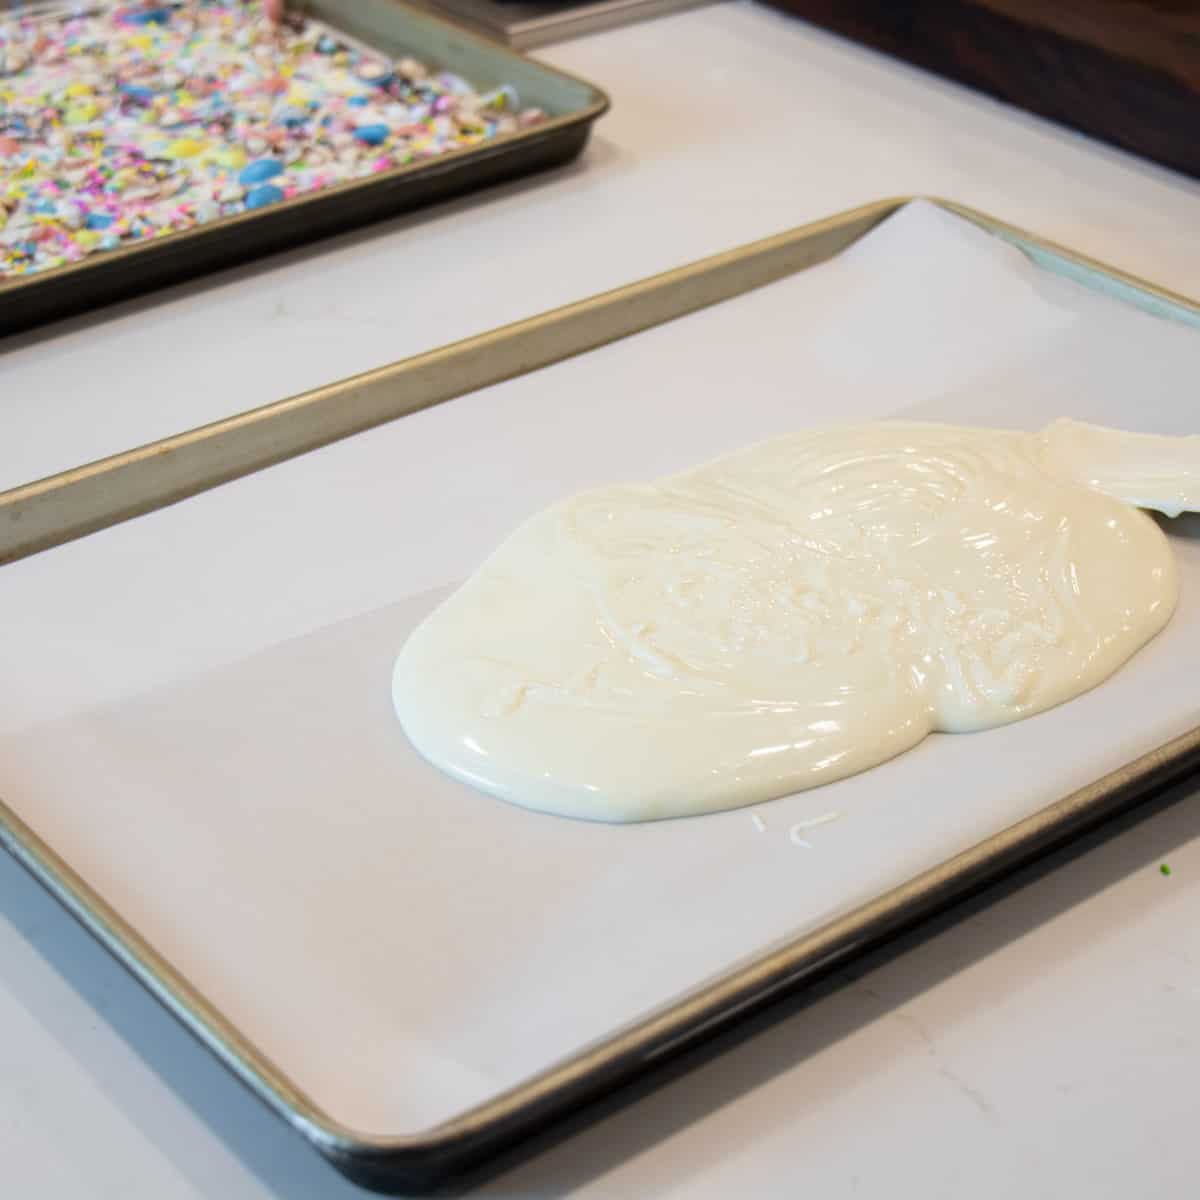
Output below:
[394,421,1189,821]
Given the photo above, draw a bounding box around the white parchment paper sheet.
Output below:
[2,203,1198,1134]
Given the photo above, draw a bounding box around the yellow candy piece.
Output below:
[75,230,101,250]
[128,35,152,52]
[165,138,206,159]
[65,103,99,124]
[213,147,247,169]
[64,82,93,98]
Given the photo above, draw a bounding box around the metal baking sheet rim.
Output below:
[3,197,1200,1192]
[418,0,722,51]
[0,0,610,337]
[4,197,1199,568]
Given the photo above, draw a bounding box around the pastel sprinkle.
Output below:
[1161,863,1172,876]
[0,1,547,279]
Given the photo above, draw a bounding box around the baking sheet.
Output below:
[0,0,607,336]
[2,202,1199,1139]
[419,0,719,50]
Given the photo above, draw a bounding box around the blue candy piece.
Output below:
[239,158,284,186]
[124,7,170,24]
[85,213,114,230]
[316,35,338,53]
[353,123,389,145]
[119,84,154,104]
[275,107,307,127]
[243,184,286,210]
[347,95,369,108]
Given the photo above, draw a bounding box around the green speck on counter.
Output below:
[1160,863,1172,877]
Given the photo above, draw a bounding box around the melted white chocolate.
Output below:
[394,422,1189,822]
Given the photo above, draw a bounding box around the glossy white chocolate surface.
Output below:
[394,422,1184,821]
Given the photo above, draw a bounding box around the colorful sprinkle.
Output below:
[1161,863,1172,876]
[0,1,547,278]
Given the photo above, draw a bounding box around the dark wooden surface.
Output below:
[764,0,1200,180]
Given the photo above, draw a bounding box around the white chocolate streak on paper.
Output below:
[394,422,1192,823]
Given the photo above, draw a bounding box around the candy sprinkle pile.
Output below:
[0,1,546,277]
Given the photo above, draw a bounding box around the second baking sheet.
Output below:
[0,0,606,335]
[2,201,1198,1139]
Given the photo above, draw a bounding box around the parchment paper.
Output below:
[3,202,1198,1134]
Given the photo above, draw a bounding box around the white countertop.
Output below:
[3,3,1200,1196]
